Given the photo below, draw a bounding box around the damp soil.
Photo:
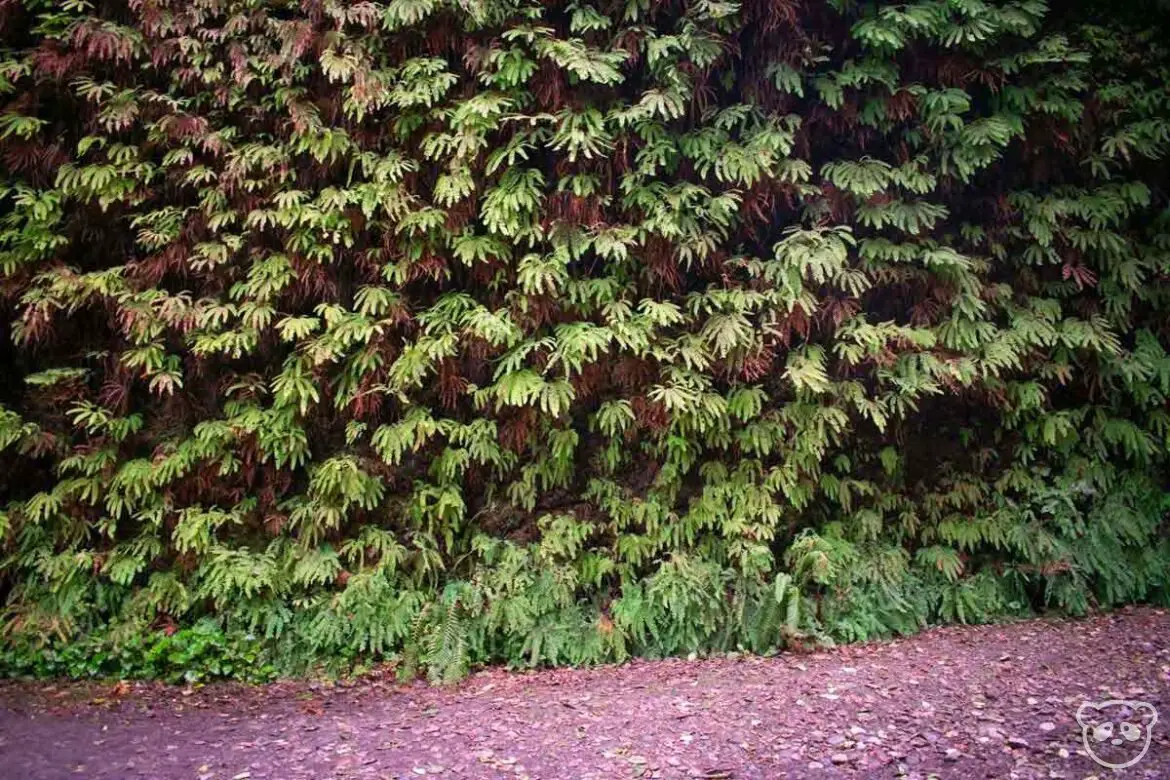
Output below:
[2,607,1168,779]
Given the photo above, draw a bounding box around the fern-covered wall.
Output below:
[0,0,1168,681]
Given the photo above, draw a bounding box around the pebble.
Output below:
[1039,722,1056,732]
[1006,737,1029,748]
[830,752,851,764]
[807,761,824,770]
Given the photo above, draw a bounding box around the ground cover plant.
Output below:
[0,0,1168,683]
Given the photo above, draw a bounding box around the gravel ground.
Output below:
[2,607,1169,779]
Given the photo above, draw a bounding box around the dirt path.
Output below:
[2,608,1168,779]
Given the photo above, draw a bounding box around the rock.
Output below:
[830,753,852,764]
[1039,722,1056,732]
[1057,748,1069,759]
[944,748,961,761]
[1006,737,1029,749]
[982,725,1006,741]
[827,735,847,746]
[807,761,824,770]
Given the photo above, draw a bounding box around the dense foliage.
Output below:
[1,0,1168,683]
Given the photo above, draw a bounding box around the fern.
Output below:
[1,0,1169,684]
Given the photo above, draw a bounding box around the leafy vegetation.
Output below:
[1,0,1168,683]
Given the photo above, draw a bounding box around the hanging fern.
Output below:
[0,0,1168,682]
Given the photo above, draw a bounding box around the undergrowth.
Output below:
[1,0,1169,683]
